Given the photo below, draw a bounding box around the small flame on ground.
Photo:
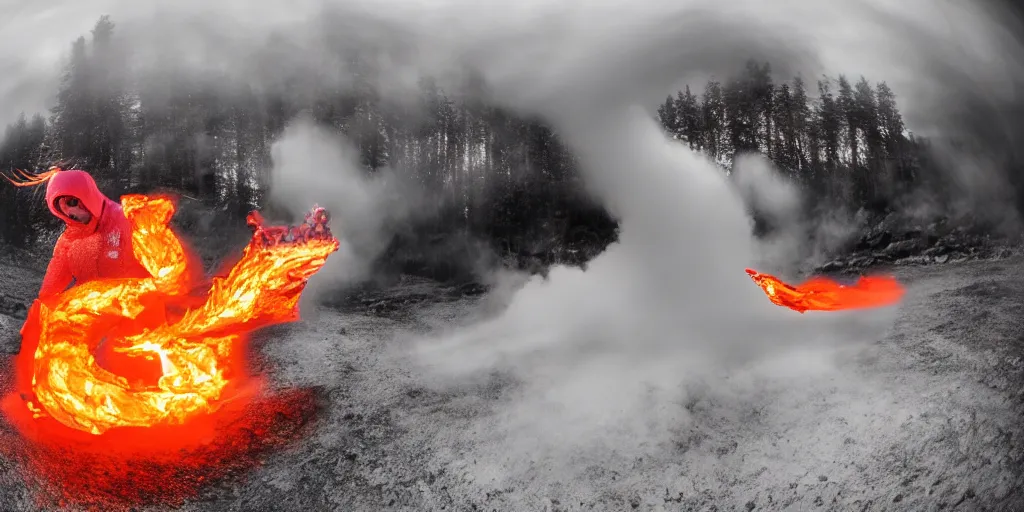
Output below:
[745,267,905,313]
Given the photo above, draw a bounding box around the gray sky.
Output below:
[0,0,1021,137]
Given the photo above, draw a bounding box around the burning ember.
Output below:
[745,267,905,313]
[5,194,338,436]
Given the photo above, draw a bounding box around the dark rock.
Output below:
[900,255,933,265]
[857,231,892,252]
[810,210,1022,273]
[848,256,876,268]
[819,260,846,272]
[881,239,927,259]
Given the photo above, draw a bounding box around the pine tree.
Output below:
[675,86,700,149]
[836,75,857,169]
[701,80,727,160]
[749,61,774,156]
[875,81,908,187]
[50,36,92,162]
[875,82,904,157]
[854,76,884,206]
[771,82,797,174]
[819,78,842,167]
[724,73,753,154]
[88,16,134,193]
[0,114,48,246]
[790,76,811,174]
[657,95,678,136]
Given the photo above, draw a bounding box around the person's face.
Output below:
[57,196,93,224]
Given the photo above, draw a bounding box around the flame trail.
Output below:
[744,267,905,313]
[5,194,338,435]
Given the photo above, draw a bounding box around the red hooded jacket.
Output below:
[38,170,152,298]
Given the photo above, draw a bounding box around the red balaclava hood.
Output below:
[44,170,109,233]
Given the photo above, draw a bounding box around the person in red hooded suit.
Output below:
[38,169,154,297]
[7,166,204,389]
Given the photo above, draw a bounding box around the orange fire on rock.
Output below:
[5,194,338,436]
[745,267,905,313]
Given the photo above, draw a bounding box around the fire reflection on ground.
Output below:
[0,356,324,510]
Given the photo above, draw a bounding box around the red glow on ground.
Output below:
[0,354,323,510]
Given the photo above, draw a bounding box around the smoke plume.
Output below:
[267,115,425,292]
[730,153,808,273]
[406,104,898,484]
[378,0,1020,485]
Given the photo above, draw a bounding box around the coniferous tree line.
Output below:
[0,17,936,268]
[656,60,925,215]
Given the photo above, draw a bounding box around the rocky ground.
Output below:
[0,255,1022,511]
[814,213,1022,273]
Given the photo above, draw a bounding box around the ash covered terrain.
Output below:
[0,254,1023,511]
[3,0,1024,511]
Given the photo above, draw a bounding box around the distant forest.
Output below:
[0,16,948,272]
[656,60,922,209]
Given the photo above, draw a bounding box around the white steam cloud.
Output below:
[406,105,898,484]
[730,153,870,273]
[267,115,424,291]
[730,153,807,273]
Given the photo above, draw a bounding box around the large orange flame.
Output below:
[8,194,338,435]
[745,267,905,313]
